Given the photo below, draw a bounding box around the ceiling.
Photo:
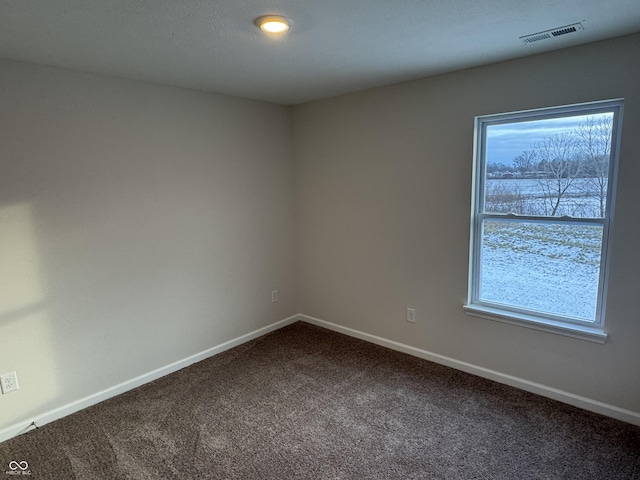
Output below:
[1,0,639,105]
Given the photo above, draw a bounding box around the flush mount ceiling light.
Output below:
[254,15,290,33]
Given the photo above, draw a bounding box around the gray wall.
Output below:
[0,59,297,430]
[293,34,640,413]
[2,33,639,433]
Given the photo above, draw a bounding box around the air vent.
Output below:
[520,22,584,44]
[552,26,577,37]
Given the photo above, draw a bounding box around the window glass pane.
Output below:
[484,113,613,218]
[479,219,603,321]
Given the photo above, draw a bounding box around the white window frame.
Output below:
[464,99,624,343]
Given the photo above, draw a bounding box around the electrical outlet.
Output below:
[406,307,416,323]
[1,372,19,394]
[271,290,279,303]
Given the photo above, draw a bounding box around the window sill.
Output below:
[462,304,607,344]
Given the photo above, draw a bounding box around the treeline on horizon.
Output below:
[487,116,613,180]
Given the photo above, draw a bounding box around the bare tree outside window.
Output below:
[533,132,583,216]
[575,116,612,218]
[484,115,614,219]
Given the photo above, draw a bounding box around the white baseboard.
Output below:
[4,312,638,445]
[0,315,300,444]
[299,314,640,427]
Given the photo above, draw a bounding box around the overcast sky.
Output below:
[485,112,612,165]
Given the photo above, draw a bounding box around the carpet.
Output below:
[1,321,639,479]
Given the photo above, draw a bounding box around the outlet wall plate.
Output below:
[1,372,19,394]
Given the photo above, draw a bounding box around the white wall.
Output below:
[0,59,297,431]
[293,34,640,414]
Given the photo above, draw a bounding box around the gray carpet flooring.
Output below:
[1,321,639,479]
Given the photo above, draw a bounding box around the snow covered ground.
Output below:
[479,221,603,321]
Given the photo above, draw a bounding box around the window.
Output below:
[464,100,623,343]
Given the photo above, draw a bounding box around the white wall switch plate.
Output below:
[407,307,416,323]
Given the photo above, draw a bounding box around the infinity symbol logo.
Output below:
[8,461,28,471]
